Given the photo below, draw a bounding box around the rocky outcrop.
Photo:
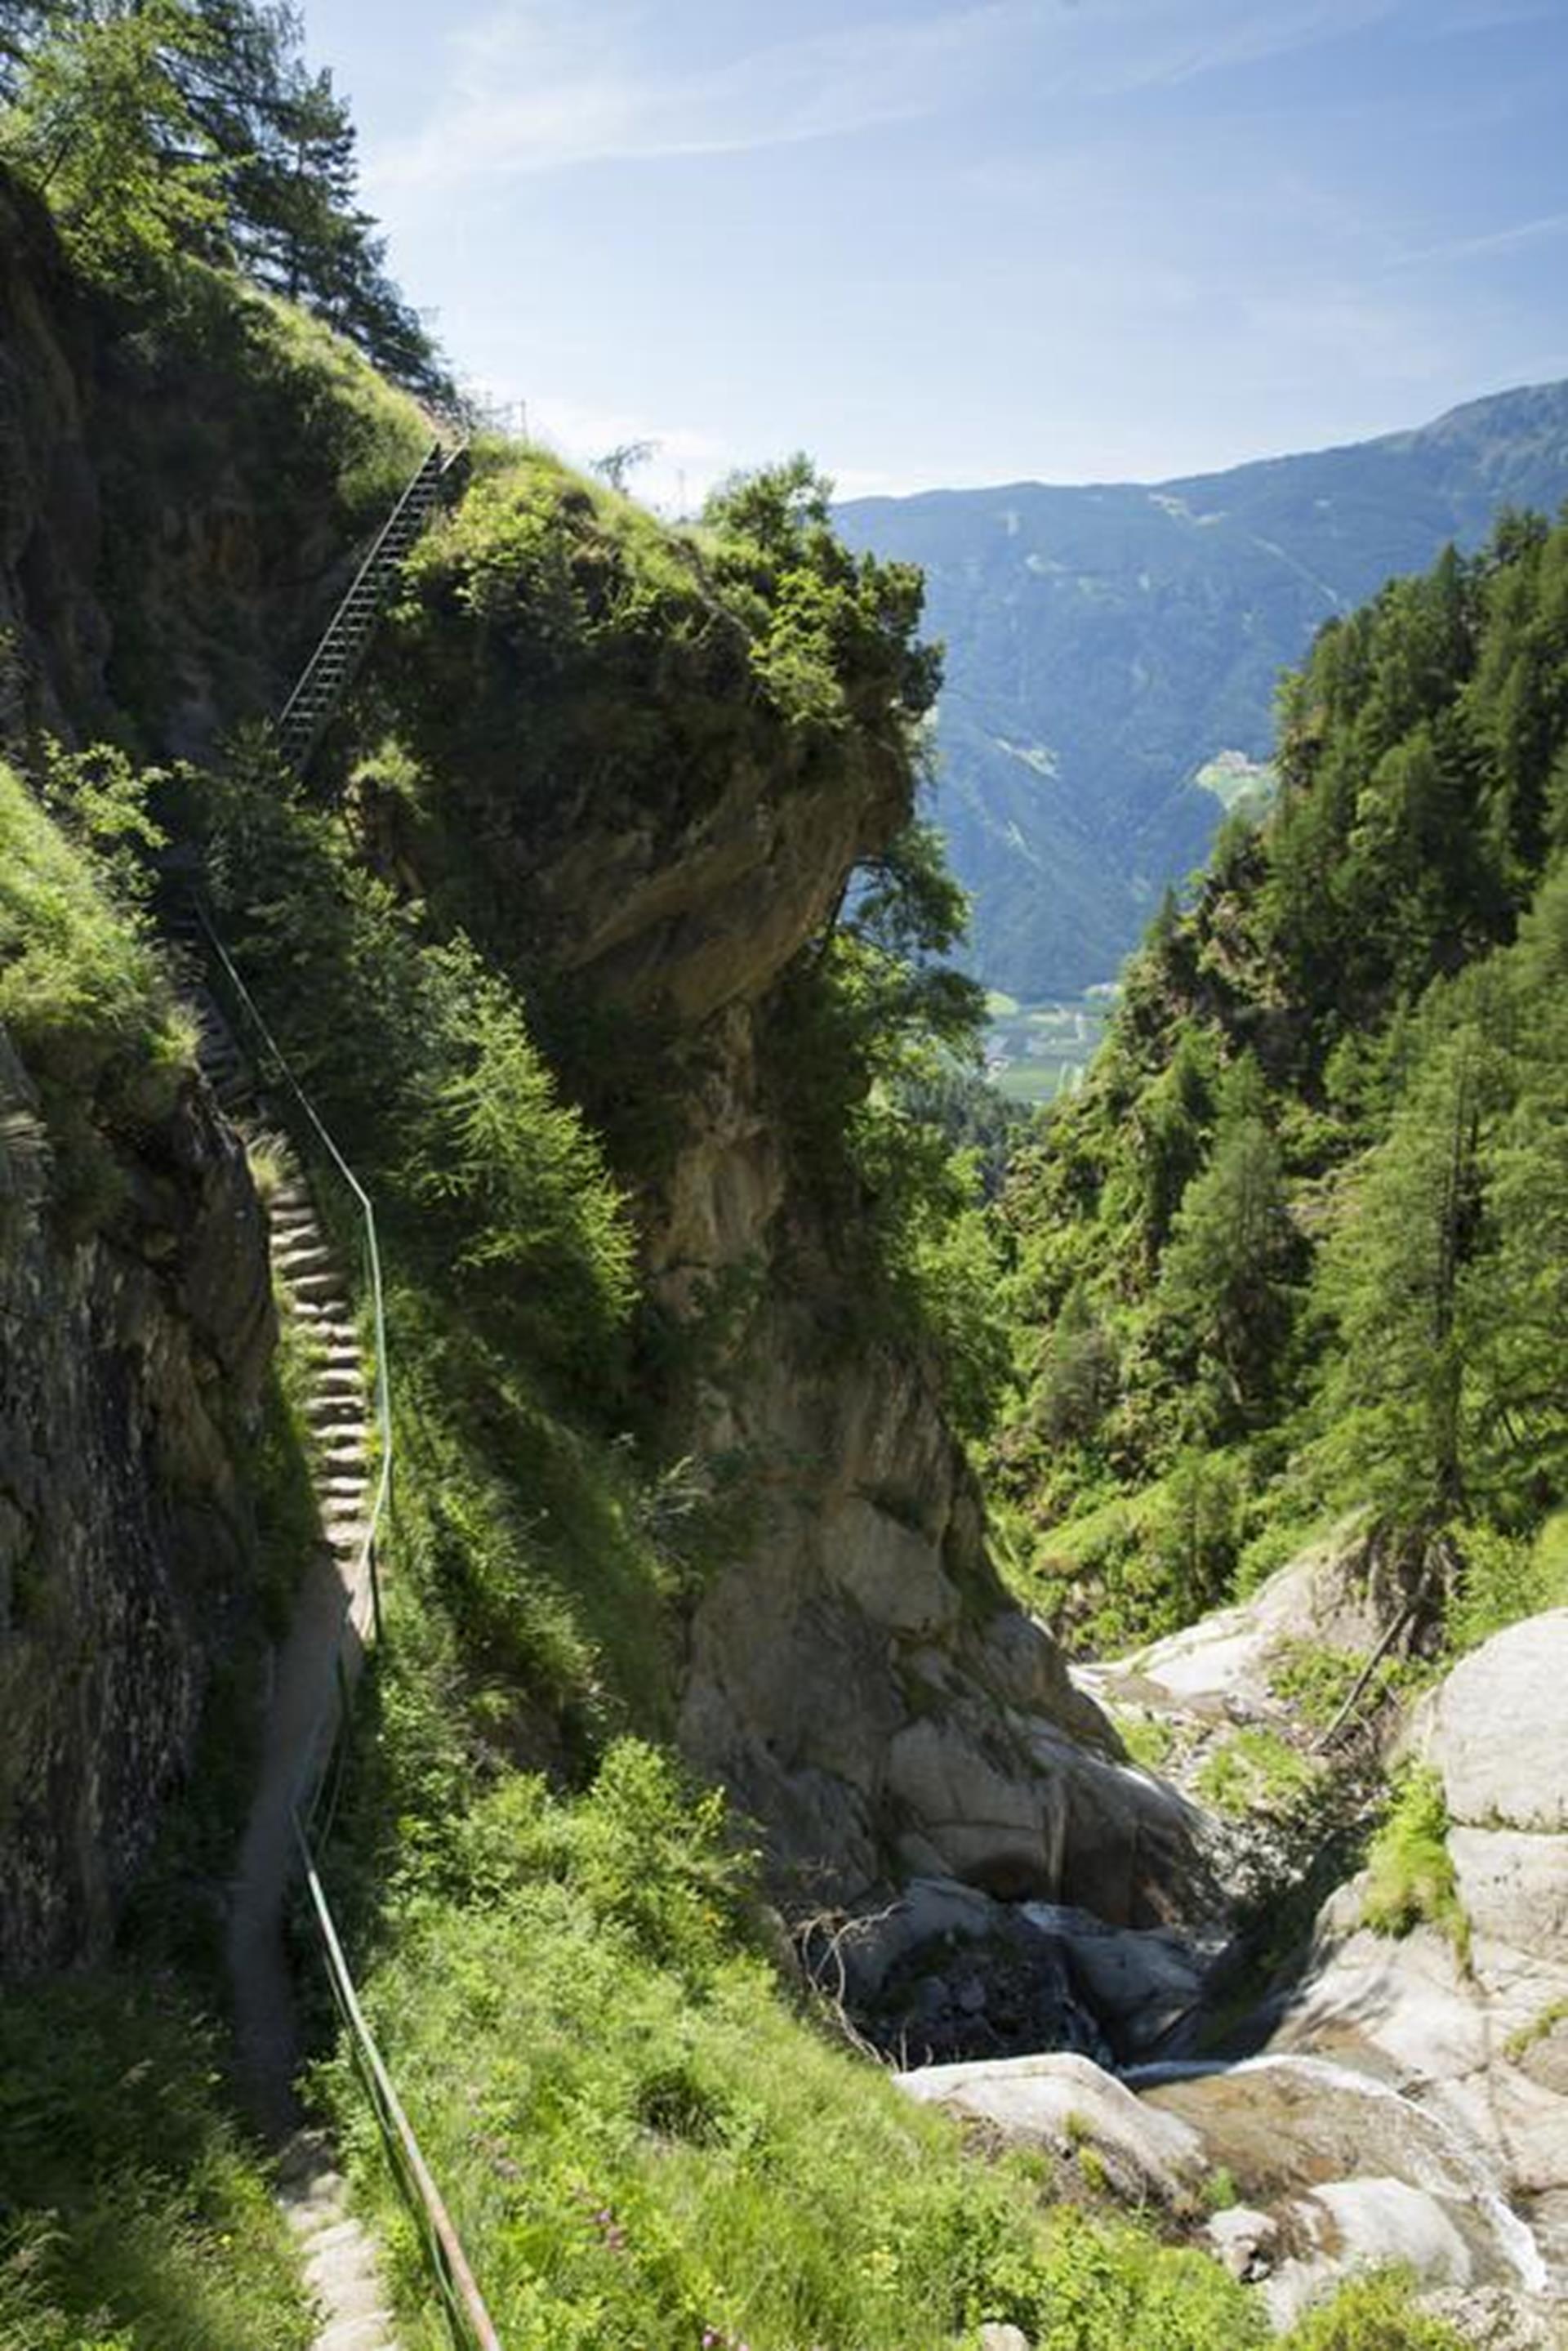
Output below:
[1266,1610,1568,2295]
[677,1296,1211,1917]
[909,1563,1568,2330]
[0,1028,274,1973]
[352,460,1223,1934]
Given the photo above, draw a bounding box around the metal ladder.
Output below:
[277,439,466,774]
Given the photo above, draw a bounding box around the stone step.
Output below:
[282,2176,347,2226]
[288,1267,343,1295]
[315,2313,397,2351]
[300,2219,363,2262]
[293,1303,355,1332]
[305,2271,390,2330]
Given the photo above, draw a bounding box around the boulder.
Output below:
[1263,2176,1475,2330]
[1418,1611,1568,1833]
[1203,2204,1278,2282]
[1021,1900,1214,2058]
[897,2050,1207,2203]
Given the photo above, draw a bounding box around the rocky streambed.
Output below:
[840,1541,1568,2342]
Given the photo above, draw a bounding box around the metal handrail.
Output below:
[296,1825,504,2351]
[184,898,504,2351]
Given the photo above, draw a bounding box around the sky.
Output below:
[301,0,1568,510]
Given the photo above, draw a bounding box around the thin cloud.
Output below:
[368,0,1415,199]
[1397,211,1568,268]
[369,2,1018,194]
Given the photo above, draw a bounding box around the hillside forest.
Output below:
[993,517,1568,1657]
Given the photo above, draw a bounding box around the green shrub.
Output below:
[1195,1727,1318,1818]
[1361,1769,1469,1965]
[1278,2265,1468,2349]
[1445,1513,1568,1655]
[0,756,191,1229]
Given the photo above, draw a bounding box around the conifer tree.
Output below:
[1157,1055,1298,1437]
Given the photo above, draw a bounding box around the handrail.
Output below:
[182,896,504,2351]
[277,439,445,741]
[296,1824,504,2351]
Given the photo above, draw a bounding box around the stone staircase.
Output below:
[184,982,399,2351]
[163,422,474,2351]
[279,2130,402,2351]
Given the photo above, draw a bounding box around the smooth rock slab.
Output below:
[1421,1610,1568,1832]
[1263,2175,1474,2330]
[1449,1827,1568,1964]
[896,2050,1205,2202]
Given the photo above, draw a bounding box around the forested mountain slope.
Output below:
[836,381,1568,995]
[995,512,1568,1654]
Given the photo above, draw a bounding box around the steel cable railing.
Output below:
[186,897,503,2351]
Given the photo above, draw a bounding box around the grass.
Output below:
[0,759,190,1227]
[1504,1996,1568,2063]
[1361,1769,1470,1968]
[1111,1707,1178,1773]
[1195,1727,1319,1818]
[318,1747,1272,2351]
[1276,2268,1467,2350]
[0,1970,311,2351]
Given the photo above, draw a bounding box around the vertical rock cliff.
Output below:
[0,1022,273,1974]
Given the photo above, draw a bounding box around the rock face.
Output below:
[0,164,424,763]
[1265,1610,1568,2294]
[0,1030,274,1973]
[357,457,1222,1934]
[529,719,1215,1918]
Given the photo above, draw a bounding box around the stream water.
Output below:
[1124,2051,1550,2294]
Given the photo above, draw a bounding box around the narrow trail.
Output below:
[189,986,402,2351]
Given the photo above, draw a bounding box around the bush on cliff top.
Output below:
[0,755,192,1229]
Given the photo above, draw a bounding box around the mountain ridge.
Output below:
[835,377,1568,997]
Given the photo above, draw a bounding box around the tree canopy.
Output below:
[0,0,451,400]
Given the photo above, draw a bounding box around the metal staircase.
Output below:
[277,439,466,774]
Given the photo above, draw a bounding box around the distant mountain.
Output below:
[835,379,1568,997]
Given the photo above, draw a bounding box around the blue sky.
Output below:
[301,0,1568,507]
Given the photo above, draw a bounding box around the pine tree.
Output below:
[0,0,452,395]
[0,0,225,285]
[1317,998,1503,1532]
[1157,1055,1298,1438]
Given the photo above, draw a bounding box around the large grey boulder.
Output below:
[1263,2176,1477,2330]
[897,2050,1207,2203]
[1416,1611,1568,1833]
